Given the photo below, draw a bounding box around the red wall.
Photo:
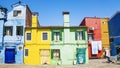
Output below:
[85,18,101,40]
[80,17,102,58]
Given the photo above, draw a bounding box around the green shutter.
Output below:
[51,30,54,41]
[75,31,77,40]
[51,49,53,59]
[60,31,62,41]
[59,49,60,58]
[82,31,85,40]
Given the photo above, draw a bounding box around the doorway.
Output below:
[76,48,86,64]
[40,49,50,64]
[5,48,15,63]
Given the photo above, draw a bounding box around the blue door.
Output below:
[5,48,15,63]
[76,48,86,64]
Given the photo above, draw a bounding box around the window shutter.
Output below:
[75,31,77,40]
[59,49,60,58]
[51,30,54,41]
[51,49,53,59]
[60,31,62,41]
[82,31,85,40]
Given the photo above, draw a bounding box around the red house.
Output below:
[80,17,102,58]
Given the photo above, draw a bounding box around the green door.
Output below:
[76,48,86,64]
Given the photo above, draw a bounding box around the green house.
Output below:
[50,12,88,65]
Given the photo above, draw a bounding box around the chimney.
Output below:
[32,12,39,27]
[63,12,70,27]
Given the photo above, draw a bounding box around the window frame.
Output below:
[4,26,13,36]
[54,32,60,41]
[42,32,48,41]
[77,31,83,40]
[13,10,22,17]
[16,26,23,36]
[26,32,31,41]
[24,49,29,57]
[88,34,94,41]
[51,49,60,60]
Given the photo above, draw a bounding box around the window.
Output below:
[13,10,22,17]
[4,26,13,36]
[88,34,94,41]
[54,32,60,41]
[75,31,85,40]
[77,31,83,40]
[51,49,60,59]
[42,33,48,40]
[52,30,62,41]
[26,33,31,40]
[102,22,105,24]
[16,26,23,35]
[25,49,28,56]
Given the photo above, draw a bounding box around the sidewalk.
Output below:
[0,59,120,68]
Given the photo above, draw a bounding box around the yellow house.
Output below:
[24,12,50,65]
[100,18,110,56]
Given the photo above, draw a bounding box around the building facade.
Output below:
[80,17,110,58]
[109,12,120,56]
[0,6,7,64]
[100,18,110,57]
[24,12,88,65]
[0,2,32,64]
[50,12,88,65]
[24,13,51,65]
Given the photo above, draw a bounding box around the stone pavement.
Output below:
[0,59,120,68]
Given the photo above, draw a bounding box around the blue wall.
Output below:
[109,12,120,56]
[2,5,26,64]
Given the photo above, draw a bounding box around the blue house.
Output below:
[109,11,120,56]
[0,5,7,64]
[0,2,32,64]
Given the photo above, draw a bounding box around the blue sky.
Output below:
[0,0,120,26]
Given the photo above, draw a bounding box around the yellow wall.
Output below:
[100,18,110,48]
[32,15,38,27]
[24,15,50,65]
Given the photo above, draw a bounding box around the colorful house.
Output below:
[109,11,120,56]
[100,18,110,57]
[24,12,51,65]
[0,6,7,64]
[24,12,88,65]
[50,12,88,65]
[1,2,32,64]
[80,17,110,58]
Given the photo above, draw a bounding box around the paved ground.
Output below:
[0,59,120,68]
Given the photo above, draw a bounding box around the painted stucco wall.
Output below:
[50,27,88,65]
[24,28,50,65]
[2,5,28,64]
[80,18,102,58]
[0,6,7,63]
[85,18,101,41]
[100,18,110,48]
[109,12,120,56]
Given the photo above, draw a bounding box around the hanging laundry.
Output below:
[91,41,98,54]
[97,41,102,50]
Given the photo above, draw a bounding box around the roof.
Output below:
[80,17,109,26]
[26,26,87,29]
[0,5,8,11]
[11,1,25,8]
[109,11,120,21]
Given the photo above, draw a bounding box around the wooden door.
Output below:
[40,49,50,64]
